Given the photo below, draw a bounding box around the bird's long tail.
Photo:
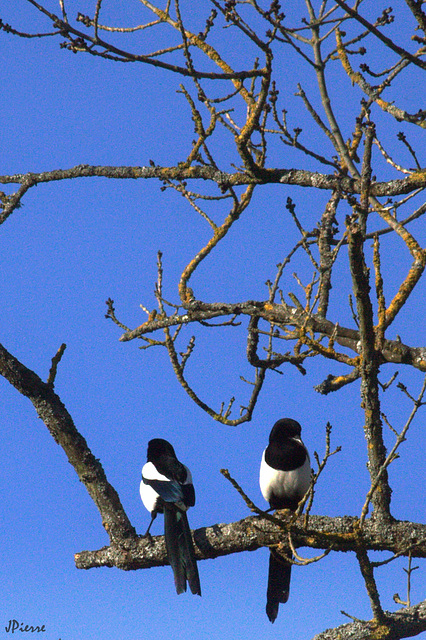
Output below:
[164,505,201,596]
[266,548,291,623]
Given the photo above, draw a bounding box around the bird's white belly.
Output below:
[259,453,311,503]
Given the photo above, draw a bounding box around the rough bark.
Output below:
[0,343,135,543]
[74,513,426,570]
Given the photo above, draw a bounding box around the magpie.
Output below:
[259,418,311,623]
[140,438,201,596]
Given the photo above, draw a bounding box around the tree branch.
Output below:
[0,343,136,543]
[74,513,426,569]
[117,299,426,374]
[333,0,426,70]
[313,600,426,640]
[347,220,392,521]
[1,164,426,223]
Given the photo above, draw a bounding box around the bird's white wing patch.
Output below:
[141,461,170,482]
[140,461,170,513]
[140,479,159,514]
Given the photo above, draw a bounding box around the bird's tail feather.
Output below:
[266,548,291,623]
[164,505,201,596]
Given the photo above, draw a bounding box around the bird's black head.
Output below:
[146,438,177,461]
[269,418,302,443]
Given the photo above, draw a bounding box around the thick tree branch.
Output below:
[317,191,341,318]
[347,221,392,520]
[0,343,136,543]
[74,513,426,569]
[313,600,426,640]
[1,165,426,223]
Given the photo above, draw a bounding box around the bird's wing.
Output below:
[142,461,185,503]
[181,465,195,507]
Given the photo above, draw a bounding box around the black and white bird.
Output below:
[140,438,201,596]
[259,418,311,623]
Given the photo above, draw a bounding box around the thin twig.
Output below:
[47,343,67,388]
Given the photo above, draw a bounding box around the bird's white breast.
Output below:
[259,450,311,504]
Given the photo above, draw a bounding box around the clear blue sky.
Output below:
[1,2,425,639]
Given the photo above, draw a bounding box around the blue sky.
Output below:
[1,1,425,639]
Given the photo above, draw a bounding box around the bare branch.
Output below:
[360,374,426,526]
[347,219,392,521]
[1,164,426,225]
[47,343,67,388]
[74,514,426,569]
[0,343,136,543]
[334,0,426,70]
